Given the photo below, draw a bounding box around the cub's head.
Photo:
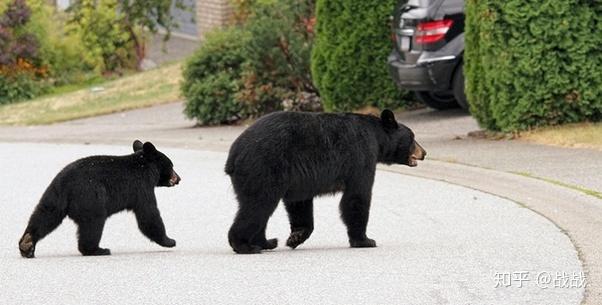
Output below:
[133,140,181,187]
[379,110,426,167]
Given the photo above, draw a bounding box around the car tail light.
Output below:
[415,19,453,44]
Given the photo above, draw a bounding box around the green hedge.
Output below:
[312,0,406,111]
[182,0,318,125]
[0,73,48,105]
[181,28,249,125]
[466,0,602,131]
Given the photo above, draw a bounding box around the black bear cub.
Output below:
[226,110,426,254]
[18,140,181,258]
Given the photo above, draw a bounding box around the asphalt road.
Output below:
[0,143,584,305]
[1,103,600,193]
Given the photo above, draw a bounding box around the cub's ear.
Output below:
[142,142,157,154]
[381,109,399,130]
[133,140,144,152]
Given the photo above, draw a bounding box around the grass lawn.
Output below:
[0,63,182,125]
[520,122,602,151]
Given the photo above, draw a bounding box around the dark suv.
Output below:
[388,0,467,110]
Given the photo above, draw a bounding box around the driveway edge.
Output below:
[379,160,601,305]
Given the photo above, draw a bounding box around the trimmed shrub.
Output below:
[466,0,602,131]
[311,0,405,111]
[183,0,320,124]
[237,0,318,115]
[181,28,249,124]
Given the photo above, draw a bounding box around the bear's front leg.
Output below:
[134,203,176,248]
[339,189,377,248]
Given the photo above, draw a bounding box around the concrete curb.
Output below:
[379,160,602,305]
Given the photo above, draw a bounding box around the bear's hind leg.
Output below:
[284,199,314,249]
[228,196,279,254]
[19,203,66,258]
[77,218,110,256]
[340,189,376,248]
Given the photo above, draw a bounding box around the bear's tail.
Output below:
[225,162,234,175]
[225,156,235,176]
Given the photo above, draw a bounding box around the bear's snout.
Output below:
[169,170,181,186]
[408,141,426,167]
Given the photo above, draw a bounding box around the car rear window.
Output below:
[407,0,433,7]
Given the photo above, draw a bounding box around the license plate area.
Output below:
[400,36,411,51]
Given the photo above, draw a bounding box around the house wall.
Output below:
[196,0,232,40]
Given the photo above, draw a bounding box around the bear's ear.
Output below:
[142,142,157,154]
[381,109,399,130]
[133,140,144,152]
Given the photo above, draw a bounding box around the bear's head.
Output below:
[379,109,426,167]
[133,140,181,187]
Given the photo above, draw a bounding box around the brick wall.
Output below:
[196,0,232,40]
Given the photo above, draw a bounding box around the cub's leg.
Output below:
[134,200,176,248]
[284,199,314,249]
[19,202,67,258]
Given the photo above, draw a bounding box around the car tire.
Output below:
[415,91,459,110]
[452,63,469,110]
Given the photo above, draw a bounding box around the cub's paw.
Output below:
[19,233,35,259]
[159,237,176,248]
[349,238,377,248]
[262,238,278,250]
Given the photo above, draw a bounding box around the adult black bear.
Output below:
[18,140,181,258]
[225,110,426,254]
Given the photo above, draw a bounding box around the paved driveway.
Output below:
[0,143,584,304]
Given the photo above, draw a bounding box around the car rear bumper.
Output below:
[387,50,458,91]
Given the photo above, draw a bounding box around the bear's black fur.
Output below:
[18,140,181,258]
[225,110,426,254]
